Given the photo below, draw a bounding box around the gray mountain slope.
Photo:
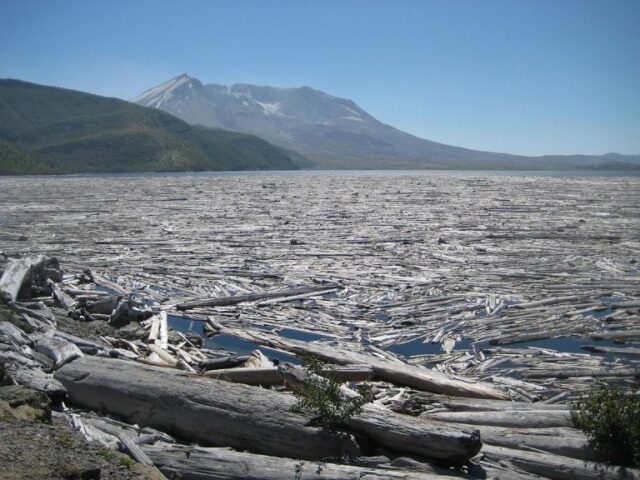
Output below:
[133,74,640,170]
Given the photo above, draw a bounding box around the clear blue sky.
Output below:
[1,0,639,156]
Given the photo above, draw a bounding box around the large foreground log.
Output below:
[213,326,508,400]
[55,356,482,462]
[142,443,452,480]
[55,356,357,460]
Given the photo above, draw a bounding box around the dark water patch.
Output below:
[205,335,301,364]
[589,307,614,320]
[599,295,627,304]
[167,314,300,364]
[375,312,391,322]
[168,314,201,333]
[95,285,118,295]
[386,333,640,362]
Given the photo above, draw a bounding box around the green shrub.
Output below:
[571,383,640,467]
[290,355,366,432]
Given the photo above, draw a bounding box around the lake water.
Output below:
[57,168,640,180]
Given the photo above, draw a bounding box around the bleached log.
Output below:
[176,284,340,310]
[53,330,107,355]
[55,355,361,461]
[158,311,168,349]
[35,335,83,368]
[202,367,283,386]
[201,364,373,386]
[241,349,273,368]
[461,425,600,461]
[424,409,572,428]
[148,315,160,342]
[278,362,482,461]
[396,391,568,413]
[84,295,120,315]
[142,443,450,480]
[145,344,179,367]
[3,365,67,401]
[0,257,35,303]
[55,355,482,462]
[116,431,155,467]
[522,368,639,379]
[512,296,582,309]
[591,329,640,342]
[482,444,640,480]
[49,280,76,311]
[255,287,340,306]
[0,321,31,346]
[214,327,507,399]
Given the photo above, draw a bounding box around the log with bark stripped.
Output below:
[210,326,508,400]
[54,355,482,462]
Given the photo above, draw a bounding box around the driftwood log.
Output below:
[482,444,640,480]
[203,364,373,386]
[142,443,452,480]
[213,326,507,400]
[0,256,38,303]
[177,284,340,310]
[54,355,483,462]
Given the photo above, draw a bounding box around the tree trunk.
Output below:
[142,443,452,480]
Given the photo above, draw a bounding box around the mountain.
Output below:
[134,74,640,170]
[0,79,302,175]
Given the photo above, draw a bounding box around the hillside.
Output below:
[134,74,640,170]
[0,79,302,174]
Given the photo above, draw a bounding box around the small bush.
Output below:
[290,355,366,432]
[571,383,640,467]
[57,432,74,447]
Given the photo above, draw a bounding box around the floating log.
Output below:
[213,326,508,400]
[199,355,250,372]
[591,330,640,342]
[202,364,373,386]
[581,345,640,356]
[176,284,340,310]
[522,368,639,379]
[201,366,283,386]
[395,391,568,413]
[142,443,450,480]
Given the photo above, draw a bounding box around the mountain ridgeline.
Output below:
[0,79,302,175]
[134,74,640,170]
